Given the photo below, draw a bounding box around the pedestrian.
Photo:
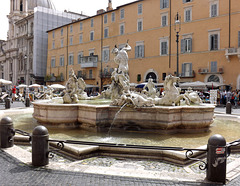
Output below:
[11,85,16,103]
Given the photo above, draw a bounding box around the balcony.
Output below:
[225,48,240,62]
[100,71,112,78]
[198,67,224,74]
[179,70,195,78]
[80,55,98,68]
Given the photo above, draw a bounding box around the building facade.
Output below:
[0,0,87,85]
[46,0,240,90]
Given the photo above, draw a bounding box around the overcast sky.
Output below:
[0,0,136,40]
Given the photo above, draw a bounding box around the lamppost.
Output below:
[174,12,181,80]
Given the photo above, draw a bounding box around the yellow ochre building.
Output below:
[46,0,240,91]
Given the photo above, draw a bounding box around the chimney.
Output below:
[107,0,113,11]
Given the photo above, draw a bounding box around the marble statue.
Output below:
[142,78,160,98]
[63,69,100,104]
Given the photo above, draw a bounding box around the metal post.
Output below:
[206,134,227,184]
[32,125,49,166]
[0,117,14,148]
[25,97,30,107]
[176,31,179,78]
[5,98,11,109]
[226,101,232,114]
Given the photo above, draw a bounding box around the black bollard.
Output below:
[0,117,14,148]
[25,97,30,107]
[226,101,232,114]
[206,134,227,184]
[5,98,11,109]
[32,125,49,166]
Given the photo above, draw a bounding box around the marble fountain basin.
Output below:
[32,99,215,131]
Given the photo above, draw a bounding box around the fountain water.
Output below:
[33,42,215,131]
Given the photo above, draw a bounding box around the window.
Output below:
[70,37,73,45]
[210,61,217,73]
[61,39,63,48]
[137,19,143,32]
[120,9,125,19]
[61,28,63,36]
[112,12,115,22]
[138,4,143,15]
[51,57,56,67]
[70,25,73,33]
[90,31,94,41]
[184,8,192,22]
[210,34,219,50]
[160,39,168,55]
[135,44,145,58]
[208,75,220,82]
[104,27,109,38]
[68,54,74,65]
[183,0,192,3]
[120,23,125,35]
[181,38,192,53]
[52,41,55,49]
[52,31,55,38]
[77,71,82,78]
[60,56,64,66]
[104,14,108,24]
[80,22,83,31]
[79,34,83,43]
[181,63,192,77]
[210,1,218,17]
[89,70,93,79]
[102,48,110,62]
[160,0,169,9]
[161,14,168,27]
[78,52,83,64]
[91,18,94,27]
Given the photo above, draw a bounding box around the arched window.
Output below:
[146,72,157,83]
[207,75,220,82]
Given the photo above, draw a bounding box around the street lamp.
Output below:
[174,12,181,79]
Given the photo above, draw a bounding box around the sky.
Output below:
[0,0,136,40]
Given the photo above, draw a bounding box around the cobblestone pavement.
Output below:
[0,149,218,186]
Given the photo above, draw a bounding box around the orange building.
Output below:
[46,0,240,91]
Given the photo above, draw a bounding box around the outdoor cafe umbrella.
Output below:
[29,84,41,88]
[18,84,28,88]
[0,79,12,85]
[49,84,66,89]
[179,81,207,90]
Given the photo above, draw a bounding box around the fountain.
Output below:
[33,43,215,131]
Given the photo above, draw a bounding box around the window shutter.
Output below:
[189,63,192,76]
[182,63,185,76]
[141,45,145,58]
[189,38,192,52]
[181,39,185,53]
[135,46,138,58]
[160,0,163,9]
[166,0,169,8]
[238,31,240,47]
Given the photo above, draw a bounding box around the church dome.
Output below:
[28,0,55,11]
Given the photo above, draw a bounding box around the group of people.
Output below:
[218,90,240,108]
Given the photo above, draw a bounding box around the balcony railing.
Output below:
[225,48,240,62]
[80,55,98,68]
[179,70,195,78]
[198,67,224,74]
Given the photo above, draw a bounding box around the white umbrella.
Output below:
[0,79,12,85]
[49,84,66,89]
[18,84,28,88]
[180,81,207,90]
[29,84,41,88]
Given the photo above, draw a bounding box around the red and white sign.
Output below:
[216,147,225,154]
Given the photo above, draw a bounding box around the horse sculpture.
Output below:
[153,74,190,106]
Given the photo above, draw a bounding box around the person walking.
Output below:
[11,86,16,103]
